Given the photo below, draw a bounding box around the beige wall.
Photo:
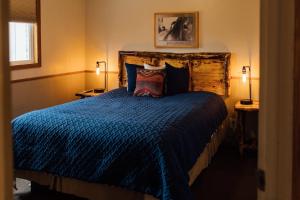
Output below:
[85,0,260,105]
[85,72,119,91]
[12,0,260,117]
[11,0,86,80]
[0,0,13,199]
[12,73,85,117]
[11,0,87,116]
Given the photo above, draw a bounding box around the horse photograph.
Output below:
[155,12,199,48]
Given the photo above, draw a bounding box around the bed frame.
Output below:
[119,51,231,96]
[15,51,231,200]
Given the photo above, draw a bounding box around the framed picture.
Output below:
[154,12,199,48]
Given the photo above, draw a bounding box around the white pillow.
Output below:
[144,63,166,70]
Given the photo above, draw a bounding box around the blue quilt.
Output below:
[13,88,227,200]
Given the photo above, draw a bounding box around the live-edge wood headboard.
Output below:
[118,51,231,97]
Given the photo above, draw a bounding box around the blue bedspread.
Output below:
[13,88,227,200]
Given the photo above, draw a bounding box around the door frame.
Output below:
[293,0,300,199]
[259,0,294,199]
[0,0,13,200]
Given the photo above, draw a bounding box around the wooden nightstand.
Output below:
[75,89,104,99]
[235,100,259,155]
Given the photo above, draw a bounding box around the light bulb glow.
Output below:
[242,73,247,83]
[96,67,100,76]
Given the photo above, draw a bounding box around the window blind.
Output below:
[9,0,37,23]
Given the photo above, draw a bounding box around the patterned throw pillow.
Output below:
[134,69,165,97]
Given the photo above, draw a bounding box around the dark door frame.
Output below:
[293,0,300,199]
[0,0,13,199]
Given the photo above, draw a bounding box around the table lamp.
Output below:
[240,66,253,105]
[95,61,108,92]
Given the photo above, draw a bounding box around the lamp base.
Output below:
[240,99,253,105]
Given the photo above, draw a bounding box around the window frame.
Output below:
[9,22,35,65]
[10,0,41,70]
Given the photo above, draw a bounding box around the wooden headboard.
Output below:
[118,51,231,96]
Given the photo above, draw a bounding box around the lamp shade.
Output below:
[96,61,108,91]
[96,67,100,76]
[242,66,247,83]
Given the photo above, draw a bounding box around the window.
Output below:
[9,22,36,65]
[9,0,41,70]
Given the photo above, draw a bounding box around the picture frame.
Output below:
[154,12,199,48]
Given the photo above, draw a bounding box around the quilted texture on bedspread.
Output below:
[13,88,227,200]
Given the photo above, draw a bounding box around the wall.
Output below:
[0,0,13,199]
[85,0,260,110]
[11,0,86,80]
[11,0,86,117]
[11,73,85,116]
[11,0,260,117]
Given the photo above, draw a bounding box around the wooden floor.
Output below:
[14,144,257,200]
[191,145,257,200]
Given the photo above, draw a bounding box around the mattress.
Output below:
[15,123,225,200]
[12,88,228,200]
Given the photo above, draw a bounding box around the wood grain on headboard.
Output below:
[119,51,231,96]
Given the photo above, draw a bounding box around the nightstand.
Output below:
[235,100,259,155]
[75,88,104,99]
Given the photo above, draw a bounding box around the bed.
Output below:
[13,51,231,200]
